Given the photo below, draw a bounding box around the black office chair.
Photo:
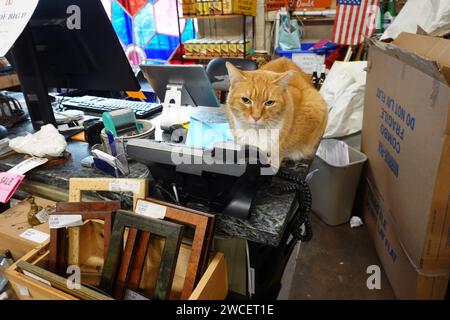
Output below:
[206,58,258,103]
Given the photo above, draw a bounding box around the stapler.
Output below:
[102,108,141,137]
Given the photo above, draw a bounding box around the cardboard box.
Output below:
[363,179,449,300]
[361,32,450,273]
[0,197,52,261]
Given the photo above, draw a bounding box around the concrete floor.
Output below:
[288,214,396,300]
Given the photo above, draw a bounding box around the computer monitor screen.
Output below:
[8,0,140,129]
[140,64,220,108]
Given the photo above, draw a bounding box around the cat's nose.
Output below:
[252,115,262,122]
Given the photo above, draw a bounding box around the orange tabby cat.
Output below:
[225,57,328,163]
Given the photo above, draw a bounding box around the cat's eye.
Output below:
[265,100,275,107]
[241,97,252,105]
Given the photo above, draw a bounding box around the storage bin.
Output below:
[275,43,335,74]
[5,243,228,300]
[308,139,367,226]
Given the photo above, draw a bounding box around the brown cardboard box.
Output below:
[363,178,449,300]
[361,32,450,273]
[0,197,53,261]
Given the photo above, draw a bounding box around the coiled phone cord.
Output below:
[278,170,313,242]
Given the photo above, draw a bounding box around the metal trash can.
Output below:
[308,139,367,226]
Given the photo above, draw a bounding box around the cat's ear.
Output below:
[272,71,294,89]
[226,62,247,85]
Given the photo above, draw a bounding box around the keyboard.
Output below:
[62,95,163,119]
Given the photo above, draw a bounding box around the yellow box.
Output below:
[229,40,238,57]
[220,41,229,56]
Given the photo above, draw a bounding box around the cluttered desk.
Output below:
[0,0,313,299]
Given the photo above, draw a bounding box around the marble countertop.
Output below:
[0,120,311,246]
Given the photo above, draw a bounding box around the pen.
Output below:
[106,130,117,156]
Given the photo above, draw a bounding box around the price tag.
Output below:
[19,229,49,244]
[0,172,25,203]
[35,208,49,223]
[7,157,48,175]
[109,179,141,194]
[135,199,166,220]
[48,215,83,229]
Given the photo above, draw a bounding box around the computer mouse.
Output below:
[0,125,7,139]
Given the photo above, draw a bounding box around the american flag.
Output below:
[332,0,380,45]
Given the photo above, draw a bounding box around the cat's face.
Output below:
[226,63,293,128]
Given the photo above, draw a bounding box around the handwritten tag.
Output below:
[35,208,49,224]
[109,179,141,194]
[0,172,25,203]
[48,215,83,229]
[135,199,166,220]
[19,229,49,244]
[7,157,48,175]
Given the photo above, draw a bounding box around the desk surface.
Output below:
[0,119,311,247]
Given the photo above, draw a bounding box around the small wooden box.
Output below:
[0,197,54,261]
[5,243,228,300]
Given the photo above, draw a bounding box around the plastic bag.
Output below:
[381,0,450,40]
[319,61,367,138]
[278,14,302,50]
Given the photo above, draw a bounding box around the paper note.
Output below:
[292,53,325,74]
[19,228,49,244]
[109,179,141,194]
[135,199,166,220]
[7,157,48,175]
[0,172,25,203]
[48,215,83,229]
[23,270,51,287]
[186,116,234,150]
[0,0,40,56]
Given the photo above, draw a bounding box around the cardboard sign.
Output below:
[294,0,332,9]
[233,0,257,16]
[0,0,40,56]
[0,172,25,203]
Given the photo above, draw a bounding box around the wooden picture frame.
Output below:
[123,198,215,299]
[100,210,184,300]
[17,261,113,300]
[49,201,121,275]
[67,178,147,267]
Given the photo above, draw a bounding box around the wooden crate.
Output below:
[5,243,228,300]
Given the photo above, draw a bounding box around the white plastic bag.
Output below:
[319,61,367,138]
[381,0,450,40]
[9,124,67,158]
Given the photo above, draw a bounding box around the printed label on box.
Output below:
[19,229,49,244]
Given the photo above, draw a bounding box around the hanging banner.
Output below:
[0,0,40,56]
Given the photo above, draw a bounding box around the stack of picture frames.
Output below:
[100,198,215,300]
[15,177,216,300]
[49,201,121,283]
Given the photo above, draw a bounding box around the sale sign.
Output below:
[0,172,25,203]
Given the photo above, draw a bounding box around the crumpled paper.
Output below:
[9,124,67,158]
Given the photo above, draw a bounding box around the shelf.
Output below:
[179,14,244,20]
[183,55,247,60]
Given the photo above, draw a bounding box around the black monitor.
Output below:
[8,0,140,130]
